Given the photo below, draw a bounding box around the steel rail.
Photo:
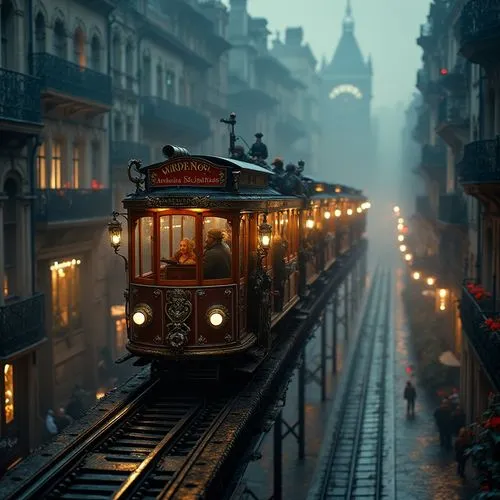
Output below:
[344,270,390,499]
[9,377,160,500]
[316,264,389,499]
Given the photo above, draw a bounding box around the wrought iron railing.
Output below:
[460,0,500,46]
[140,96,210,138]
[31,53,112,106]
[0,68,42,124]
[458,138,500,184]
[438,193,467,225]
[0,293,45,357]
[460,285,500,390]
[111,141,150,166]
[415,195,434,220]
[35,188,112,224]
[422,144,446,167]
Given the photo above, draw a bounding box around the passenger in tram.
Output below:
[203,229,231,279]
[272,235,288,312]
[172,238,197,265]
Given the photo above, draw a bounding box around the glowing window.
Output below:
[4,364,14,424]
[37,143,46,189]
[50,141,62,189]
[328,84,363,100]
[134,217,154,279]
[50,258,82,333]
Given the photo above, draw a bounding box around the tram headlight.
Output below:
[132,303,153,327]
[426,277,435,286]
[207,306,229,329]
[398,235,404,242]
[399,244,407,252]
[347,208,353,216]
[412,272,420,280]
[324,210,331,220]
[335,209,342,217]
[356,207,362,213]
[404,253,412,262]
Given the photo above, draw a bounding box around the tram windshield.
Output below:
[132,212,234,283]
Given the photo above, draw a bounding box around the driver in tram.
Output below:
[203,229,231,279]
[172,238,196,265]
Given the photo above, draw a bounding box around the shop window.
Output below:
[50,141,62,189]
[50,259,82,334]
[134,217,154,279]
[4,364,14,425]
[202,216,232,280]
[159,214,196,281]
[37,143,46,188]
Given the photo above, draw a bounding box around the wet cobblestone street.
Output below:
[393,265,475,500]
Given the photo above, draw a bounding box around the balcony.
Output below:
[417,144,447,185]
[416,23,434,51]
[31,53,112,114]
[0,293,46,359]
[111,141,150,167]
[35,189,112,226]
[416,70,442,102]
[0,68,43,140]
[140,96,211,144]
[457,138,500,203]
[460,286,500,390]
[459,0,500,67]
[438,193,467,226]
[276,114,306,143]
[415,195,434,222]
[436,98,469,149]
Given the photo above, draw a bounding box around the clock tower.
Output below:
[320,0,373,188]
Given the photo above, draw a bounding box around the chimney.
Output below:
[285,27,303,46]
[250,18,269,54]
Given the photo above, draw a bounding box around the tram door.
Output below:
[239,215,249,334]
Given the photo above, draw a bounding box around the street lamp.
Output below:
[258,214,272,250]
[305,212,315,229]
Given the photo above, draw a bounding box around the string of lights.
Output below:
[392,205,449,312]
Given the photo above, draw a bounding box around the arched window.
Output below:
[114,115,123,141]
[112,32,122,73]
[156,64,163,98]
[141,54,151,95]
[34,12,45,53]
[53,19,66,59]
[3,177,18,298]
[1,0,15,69]
[90,35,100,71]
[73,28,85,67]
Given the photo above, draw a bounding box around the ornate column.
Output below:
[0,194,6,306]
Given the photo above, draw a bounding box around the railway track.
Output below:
[315,265,391,499]
[9,381,235,500]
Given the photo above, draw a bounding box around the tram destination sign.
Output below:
[148,158,226,188]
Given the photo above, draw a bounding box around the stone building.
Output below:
[410,0,500,424]
[0,0,232,471]
[227,0,315,170]
[271,27,321,175]
[319,0,373,188]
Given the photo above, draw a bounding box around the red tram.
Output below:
[107,144,369,368]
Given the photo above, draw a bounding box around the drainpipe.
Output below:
[476,69,485,283]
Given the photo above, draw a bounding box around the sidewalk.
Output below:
[393,266,476,500]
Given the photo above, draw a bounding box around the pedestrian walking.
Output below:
[451,405,466,436]
[434,399,453,449]
[455,427,470,478]
[403,381,417,417]
[45,409,58,437]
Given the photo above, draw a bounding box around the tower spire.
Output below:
[343,0,354,32]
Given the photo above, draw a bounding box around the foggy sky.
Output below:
[221,0,431,110]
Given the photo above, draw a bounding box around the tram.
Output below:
[107,117,369,371]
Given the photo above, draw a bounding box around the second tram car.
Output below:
[108,142,368,369]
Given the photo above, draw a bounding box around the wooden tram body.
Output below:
[112,146,368,366]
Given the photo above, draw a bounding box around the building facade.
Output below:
[409,0,500,425]
[0,0,233,471]
[227,0,317,173]
[319,0,373,188]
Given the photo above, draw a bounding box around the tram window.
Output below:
[159,214,196,281]
[239,216,247,278]
[203,216,232,280]
[134,217,154,279]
